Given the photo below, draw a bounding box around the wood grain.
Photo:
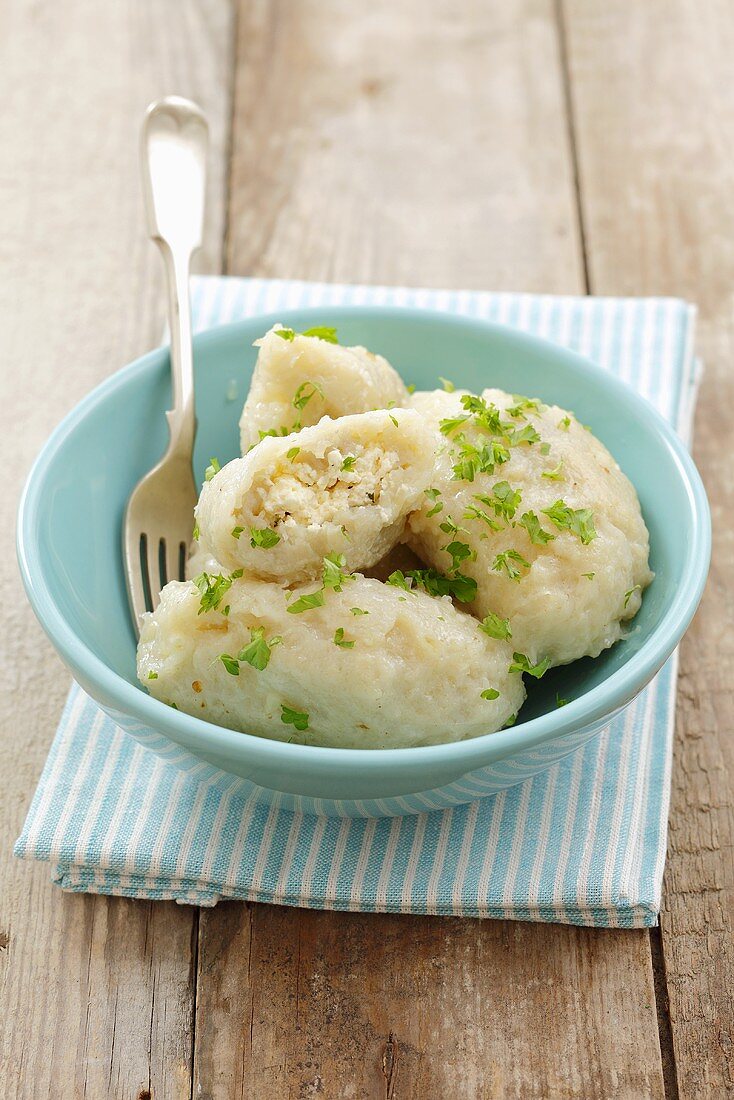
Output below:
[561,0,734,1095]
[191,2,667,1097]
[0,2,233,1096]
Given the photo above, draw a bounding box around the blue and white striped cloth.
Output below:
[15,277,699,926]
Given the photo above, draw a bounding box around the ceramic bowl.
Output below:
[17,308,710,816]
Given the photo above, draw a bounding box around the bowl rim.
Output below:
[17,305,711,774]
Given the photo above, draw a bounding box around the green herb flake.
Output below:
[503,713,517,728]
[541,461,565,482]
[492,549,531,581]
[386,570,413,592]
[507,423,541,446]
[509,651,551,679]
[291,380,325,428]
[250,526,281,549]
[540,442,551,456]
[406,383,416,394]
[341,454,357,472]
[479,613,512,640]
[204,457,221,482]
[333,627,355,649]
[425,487,444,517]
[506,396,540,419]
[556,693,569,707]
[302,326,338,343]
[192,521,200,541]
[350,607,369,616]
[147,670,158,680]
[439,377,456,393]
[219,653,240,676]
[480,688,500,701]
[463,503,503,531]
[541,500,597,545]
[558,416,572,431]
[389,414,399,428]
[193,569,242,615]
[280,704,309,731]
[405,567,477,603]
[439,414,470,436]
[443,540,475,573]
[582,572,596,580]
[287,589,326,614]
[519,510,555,545]
[322,552,353,592]
[275,327,296,342]
[287,446,300,462]
[231,525,245,539]
[238,627,282,671]
[624,584,642,609]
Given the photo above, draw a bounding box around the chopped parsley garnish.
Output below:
[541,500,597,544]
[479,613,512,640]
[238,626,282,670]
[287,446,300,462]
[193,569,243,615]
[503,713,517,728]
[506,396,540,419]
[624,584,642,608]
[541,461,565,481]
[488,481,522,521]
[443,540,475,572]
[147,670,158,680]
[275,326,338,344]
[518,511,555,545]
[287,589,325,614]
[406,383,416,394]
[281,705,309,731]
[509,652,551,678]
[492,549,531,581]
[389,414,399,427]
[250,526,281,549]
[540,442,551,456]
[451,439,509,482]
[231,525,245,539]
[205,457,221,482]
[424,487,444,517]
[192,521,200,541]
[439,414,470,436]
[459,394,505,435]
[439,377,455,393]
[350,607,369,616]
[582,572,595,580]
[387,567,477,603]
[480,688,500,700]
[341,455,357,472]
[463,503,503,531]
[439,515,469,538]
[292,380,325,429]
[333,627,355,649]
[322,552,352,592]
[556,693,569,707]
[220,654,240,676]
[506,423,541,446]
[558,416,572,431]
[258,426,290,441]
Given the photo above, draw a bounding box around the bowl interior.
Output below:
[25,308,700,730]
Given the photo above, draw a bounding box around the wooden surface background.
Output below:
[0,1,731,1096]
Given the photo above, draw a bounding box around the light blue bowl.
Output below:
[17,308,710,817]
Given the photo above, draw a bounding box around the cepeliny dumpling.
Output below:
[239,325,409,452]
[137,573,524,749]
[408,388,653,667]
[196,409,434,583]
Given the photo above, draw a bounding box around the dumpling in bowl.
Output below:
[195,409,434,583]
[137,573,525,749]
[408,388,653,668]
[239,325,409,452]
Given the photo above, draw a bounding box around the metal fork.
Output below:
[123,96,208,635]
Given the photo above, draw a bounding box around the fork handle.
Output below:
[141,97,208,458]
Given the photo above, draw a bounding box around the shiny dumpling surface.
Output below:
[239,326,409,453]
[137,574,525,749]
[407,388,653,667]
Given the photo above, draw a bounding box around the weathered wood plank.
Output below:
[0,2,233,1096]
[561,0,734,1095]
[192,2,666,1097]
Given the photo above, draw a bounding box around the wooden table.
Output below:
[1,3,731,1096]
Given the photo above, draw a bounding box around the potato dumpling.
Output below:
[196,409,434,583]
[137,573,525,749]
[239,325,409,452]
[408,388,653,667]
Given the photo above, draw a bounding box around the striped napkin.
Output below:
[15,277,699,927]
